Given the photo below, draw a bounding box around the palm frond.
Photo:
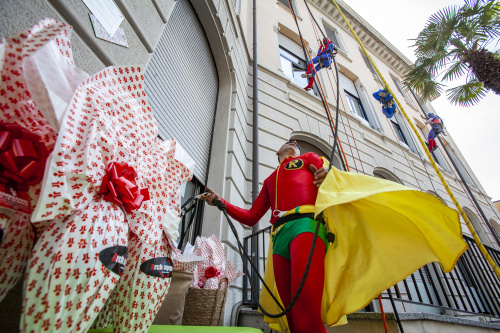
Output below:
[446,79,487,106]
[409,0,500,107]
[442,61,468,81]
[404,64,445,101]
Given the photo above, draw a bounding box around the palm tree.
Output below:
[404,0,500,107]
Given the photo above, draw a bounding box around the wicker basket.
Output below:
[181,277,229,326]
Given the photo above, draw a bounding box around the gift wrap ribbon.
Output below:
[100,162,150,213]
[0,18,86,306]
[0,122,48,188]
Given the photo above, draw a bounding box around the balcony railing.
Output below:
[242,229,500,324]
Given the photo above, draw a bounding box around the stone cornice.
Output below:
[311,0,413,75]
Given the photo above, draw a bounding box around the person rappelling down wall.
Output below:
[202,140,467,333]
[301,38,337,91]
[425,112,444,153]
[373,89,397,118]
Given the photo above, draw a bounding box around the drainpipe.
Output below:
[252,0,259,221]
[251,0,260,304]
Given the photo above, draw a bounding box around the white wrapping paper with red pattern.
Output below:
[0,18,88,303]
[192,234,243,289]
[21,202,128,332]
[21,63,194,332]
[203,261,243,290]
[170,249,206,287]
[31,66,194,245]
[111,232,173,333]
[90,292,114,329]
[0,211,34,301]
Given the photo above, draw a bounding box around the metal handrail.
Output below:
[242,230,500,323]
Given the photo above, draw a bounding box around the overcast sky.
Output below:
[344,0,500,202]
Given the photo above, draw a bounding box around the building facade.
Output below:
[1,0,500,331]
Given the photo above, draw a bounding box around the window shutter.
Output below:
[339,73,358,97]
[278,33,304,59]
[145,0,219,183]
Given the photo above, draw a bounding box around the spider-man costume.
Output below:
[426,113,443,152]
[221,152,328,333]
[303,38,336,91]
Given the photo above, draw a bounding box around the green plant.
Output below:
[404,0,500,106]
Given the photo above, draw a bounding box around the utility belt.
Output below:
[271,213,315,235]
[271,212,335,243]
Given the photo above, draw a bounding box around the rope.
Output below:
[213,198,321,318]
[328,0,500,280]
[306,8,361,173]
[405,87,441,194]
[384,116,424,191]
[286,0,349,171]
[324,68,361,173]
[326,69,368,175]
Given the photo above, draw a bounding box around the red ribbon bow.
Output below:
[0,122,48,189]
[205,266,220,279]
[99,162,150,213]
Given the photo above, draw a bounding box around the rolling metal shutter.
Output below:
[145,0,219,182]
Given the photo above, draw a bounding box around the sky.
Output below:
[344,0,500,202]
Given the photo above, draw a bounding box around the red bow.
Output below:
[205,266,220,279]
[0,122,48,189]
[99,162,150,213]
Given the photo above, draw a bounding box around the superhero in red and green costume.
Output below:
[203,140,466,333]
[205,141,330,333]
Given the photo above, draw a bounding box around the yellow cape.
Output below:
[259,167,467,331]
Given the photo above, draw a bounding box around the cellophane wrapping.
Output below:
[191,234,243,290]
[23,60,194,332]
[0,18,88,303]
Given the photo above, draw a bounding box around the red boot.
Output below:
[428,139,437,152]
[301,63,314,78]
[304,77,314,91]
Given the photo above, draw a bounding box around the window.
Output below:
[360,50,381,81]
[345,91,369,121]
[373,167,403,184]
[178,177,206,249]
[447,147,476,186]
[232,0,241,15]
[391,119,409,146]
[391,75,412,102]
[279,46,317,95]
[324,24,346,53]
[277,0,296,12]
[464,207,492,246]
[293,139,341,169]
[339,73,374,128]
[391,113,418,153]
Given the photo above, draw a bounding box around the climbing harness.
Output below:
[373,89,397,118]
[290,0,347,172]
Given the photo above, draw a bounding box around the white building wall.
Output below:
[224,0,500,323]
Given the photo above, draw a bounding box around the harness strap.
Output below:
[272,213,315,233]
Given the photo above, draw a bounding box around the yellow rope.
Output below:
[329,0,500,280]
